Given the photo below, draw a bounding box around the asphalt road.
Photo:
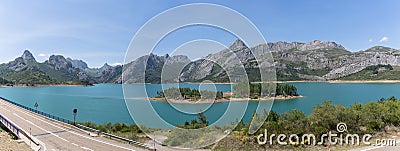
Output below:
[350,144,400,151]
[0,98,146,151]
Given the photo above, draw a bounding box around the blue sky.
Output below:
[0,0,399,67]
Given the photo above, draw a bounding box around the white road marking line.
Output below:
[358,140,400,151]
[0,102,47,151]
[71,143,79,147]
[361,145,383,151]
[0,105,11,112]
[13,113,70,143]
[4,102,136,151]
[81,146,94,151]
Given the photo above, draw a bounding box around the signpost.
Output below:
[73,108,78,125]
[34,102,38,110]
[30,127,32,148]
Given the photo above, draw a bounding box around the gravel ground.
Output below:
[0,127,31,151]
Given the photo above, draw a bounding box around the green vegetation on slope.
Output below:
[338,64,400,80]
[78,96,400,150]
[0,77,12,85]
[3,70,54,85]
[0,62,94,85]
[78,122,146,142]
[164,112,219,148]
[177,113,208,129]
[214,96,400,150]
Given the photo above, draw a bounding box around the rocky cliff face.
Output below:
[0,50,93,84]
[21,50,36,62]
[45,55,73,71]
[179,40,254,82]
[44,55,90,81]
[118,40,400,83]
[121,54,191,83]
[264,42,400,80]
[251,40,345,53]
[67,58,88,70]
[6,50,37,71]
[2,40,399,85]
[323,47,400,79]
[298,40,345,51]
[92,63,122,83]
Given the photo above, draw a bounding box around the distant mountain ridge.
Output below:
[1,40,400,85]
[0,50,95,85]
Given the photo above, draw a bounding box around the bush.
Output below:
[245,96,400,144]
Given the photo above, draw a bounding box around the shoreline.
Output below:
[36,84,93,87]
[327,80,400,83]
[3,79,400,88]
[148,95,304,104]
[0,84,93,88]
[125,80,400,84]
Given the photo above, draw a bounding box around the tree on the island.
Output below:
[156,87,224,100]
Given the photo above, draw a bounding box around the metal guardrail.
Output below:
[0,97,153,150]
[0,113,20,136]
[0,97,73,124]
[0,112,41,150]
[75,124,153,149]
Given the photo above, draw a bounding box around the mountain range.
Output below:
[1,40,400,85]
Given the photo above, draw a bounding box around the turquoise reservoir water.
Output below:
[0,82,399,127]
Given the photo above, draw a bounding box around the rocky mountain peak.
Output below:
[298,40,345,51]
[100,63,112,70]
[67,58,88,69]
[5,50,37,71]
[22,50,36,62]
[48,55,67,62]
[365,46,397,53]
[229,39,247,51]
[165,55,191,63]
[46,55,72,70]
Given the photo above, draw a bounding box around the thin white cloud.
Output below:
[111,62,122,66]
[369,39,373,42]
[38,53,46,57]
[379,37,389,42]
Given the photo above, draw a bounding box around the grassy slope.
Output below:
[4,70,54,84]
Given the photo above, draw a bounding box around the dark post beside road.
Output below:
[73,108,77,125]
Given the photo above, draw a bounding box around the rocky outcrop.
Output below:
[298,40,345,51]
[21,50,36,62]
[45,55,73,71]
[121,54,192,83]
[94,63,122,83]
[6,50,37,71]
[0,50,93,84]
[323,51,400,79]
[118,40,400,83]
[67,58,88,70]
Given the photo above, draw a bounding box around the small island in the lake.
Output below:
[149,83,303,103]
